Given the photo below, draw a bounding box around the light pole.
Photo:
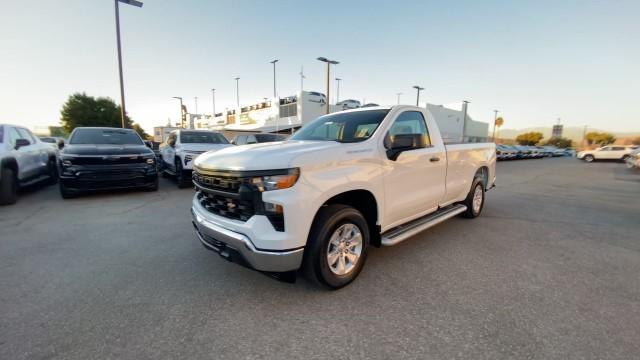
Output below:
[194,97,198,115]
[211,89,216,118]
[234,77,240,108]
[299,66,305,92]
[317,57,339,114]
[114,0,143,128]
[335,78,342,103]
[461,100,470,142]
[413,86,424,106]
[172,96,183,128]
[492,109,499,141]
[396,92,402,104]
[270,59,278,98]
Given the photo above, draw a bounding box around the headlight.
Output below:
[249,168,299,191]
[146,158,155,164]
[62,160,72,167]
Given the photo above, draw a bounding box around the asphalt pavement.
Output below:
[1,157,639,360]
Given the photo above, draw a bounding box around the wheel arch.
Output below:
[475,166,489,190]
[1,157,18,173]
[316,189,381,247]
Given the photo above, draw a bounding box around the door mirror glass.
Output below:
[14,138,30,150]
[385,134,424,161]
[144,140,153,148]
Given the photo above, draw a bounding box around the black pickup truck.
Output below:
[57,127,158,198]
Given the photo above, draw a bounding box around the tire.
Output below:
[302,204,370,289]
[0,167,18,205]
[175,160,191,188]
[621,155,630,163]
[59,181,77,199]
[44,159,58,185]
[584,154,595,163]
[146,176,159,191]
[460,177,485,219]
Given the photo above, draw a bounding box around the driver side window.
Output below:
[386,111,431,148]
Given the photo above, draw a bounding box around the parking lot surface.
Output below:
[1,158,639,360]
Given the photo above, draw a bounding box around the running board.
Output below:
[381,204,467,246]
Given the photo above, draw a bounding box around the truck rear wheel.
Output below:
[460,177,485,218]
[302,204,369,289]
[0,167,18,205]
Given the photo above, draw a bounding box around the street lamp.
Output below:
[211,89,216,118]
[335,78,342,103]
[114,0,143,128]
[270,59,278,98]
[396,92,402,105]
[317,57,339,114]
[299,66,306,92]
[172,96,183,128]
[194,96,198,115]
[413,86,424,106]
[234,77,240,108]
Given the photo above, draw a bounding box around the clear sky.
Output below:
[1,0,639,133]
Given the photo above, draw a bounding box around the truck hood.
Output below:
[194,140,341,171]
[179,143,232,153]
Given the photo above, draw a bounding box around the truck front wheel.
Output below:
[303,204,370,289]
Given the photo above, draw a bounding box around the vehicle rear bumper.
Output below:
[191,203,304,272]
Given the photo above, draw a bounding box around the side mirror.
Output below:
[168,139,176,147]
[57,139,65,150]
[385,134,423,161]
[15,138,30,150]
[144,140,153,148]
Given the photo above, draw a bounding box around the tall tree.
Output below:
[585,132,616,146]
[59,93,148,138]
[515,132,544,145]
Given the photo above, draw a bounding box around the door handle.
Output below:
[430,157,440,162]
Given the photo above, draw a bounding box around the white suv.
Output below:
[577,145,638,163]
[0,124,58,205]
[159,130,232,187]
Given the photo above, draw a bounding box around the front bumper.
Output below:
[59,164,157,190]
[191,204,304,272]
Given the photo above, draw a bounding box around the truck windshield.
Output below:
[70,128,143,145]
[291,109,389,143]
[180,131,229,144]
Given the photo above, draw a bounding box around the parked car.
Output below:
[191,105,496,288]
[577,145,638,163]
[537,146,555,157]
[231,133,288,145]
[39,136,66,150]
[306,92,326,104]
[57,127,158,198]
[336,99,361,110]
[514,145,532,158]
[159,130,232,187]
[625,148,640,169]
[496,144,516,160]
[0,124,58,205]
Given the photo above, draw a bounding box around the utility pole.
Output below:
[461,100,470,142]
[211,88,216,118]
[317,57,339,114]
[270,59,278,98]
[335,78,342,103]
[234,77,240,107]
[492,109,499,141]
[413,86,424,106]
[299,66,306,92]
[396,92,402,105]
[113,0,143,128]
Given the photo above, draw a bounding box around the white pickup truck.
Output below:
[191,106,496,288]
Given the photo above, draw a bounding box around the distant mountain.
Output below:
[497,126,640,142]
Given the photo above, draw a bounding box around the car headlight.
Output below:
[146,158,155,164]
[249,168,299,191]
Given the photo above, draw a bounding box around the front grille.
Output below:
[192,172,242,193]
[70,156,147,165]
[196,191,255,222]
